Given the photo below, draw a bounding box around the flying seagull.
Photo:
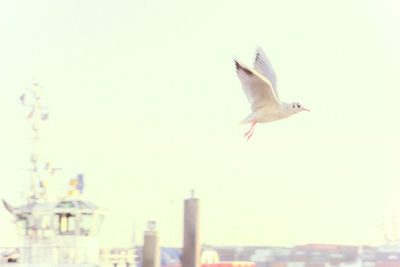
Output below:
[234,47,309,140]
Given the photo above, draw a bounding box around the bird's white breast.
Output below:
[253,104,292,123]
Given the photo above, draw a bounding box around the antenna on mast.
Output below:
[21,82,54,202]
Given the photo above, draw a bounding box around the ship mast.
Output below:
[20,82,52,202]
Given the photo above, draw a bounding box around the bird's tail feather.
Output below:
[236,114,255,127]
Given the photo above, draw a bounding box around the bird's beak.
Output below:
[301,107,310,112]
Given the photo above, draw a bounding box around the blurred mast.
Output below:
[20,83,52,202]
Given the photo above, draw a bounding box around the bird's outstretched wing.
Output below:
[235,59,279,111]
[253,47,279,99]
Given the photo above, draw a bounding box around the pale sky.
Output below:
[1,0,400,249]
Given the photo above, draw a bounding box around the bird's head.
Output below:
[290,102,310,113]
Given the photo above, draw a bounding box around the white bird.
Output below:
[235,47,310,140]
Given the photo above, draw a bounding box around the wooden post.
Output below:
[182,194,200,267]
[142,221,160,267]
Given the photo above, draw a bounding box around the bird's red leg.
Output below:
[244,121,257,140]
[243,127,252,137]
[247,123,256,140]
[247,132,254,140]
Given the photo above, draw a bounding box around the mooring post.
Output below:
[142,221,160,267]
[182,190,200,267]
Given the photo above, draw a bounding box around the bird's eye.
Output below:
[297,104,300,108]
[292,104,295,108]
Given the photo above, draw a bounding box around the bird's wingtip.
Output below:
[255,46,264,53]
[233,58,240,69]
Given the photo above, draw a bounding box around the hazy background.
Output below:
[1,0,400,248]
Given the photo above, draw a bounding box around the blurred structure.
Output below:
[381,216,400,245]
[2,85,107,266]
[143,221,160,267]
[182,192,200,267]
[100,247,136,266]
